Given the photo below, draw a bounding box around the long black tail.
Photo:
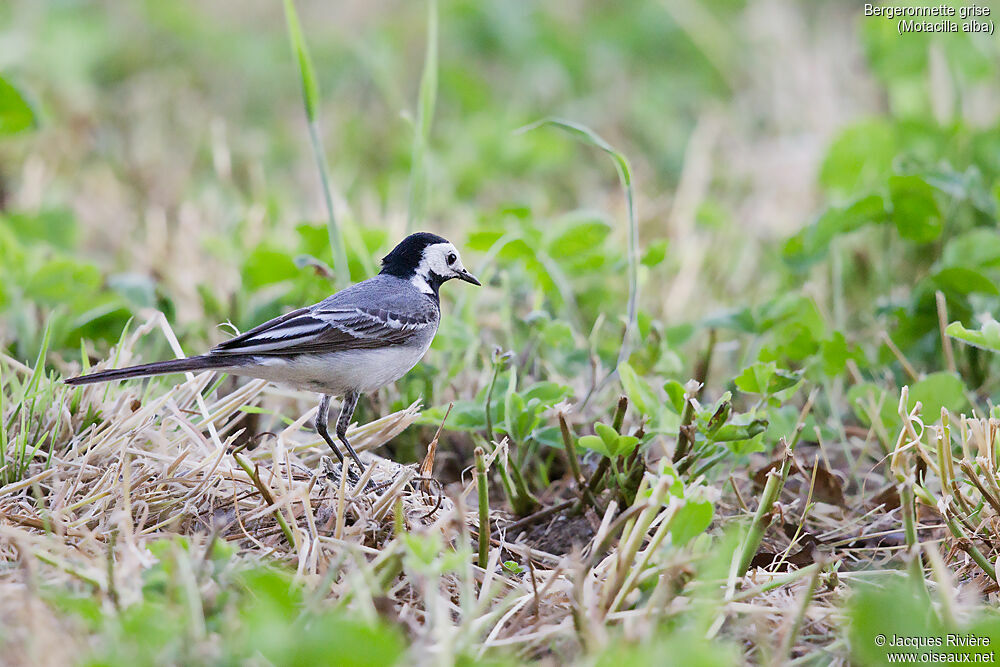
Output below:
[65,355,244,386]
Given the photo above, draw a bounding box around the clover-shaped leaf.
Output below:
[577,435,608,456]
[579,422,639,459]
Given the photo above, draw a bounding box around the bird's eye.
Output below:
[447,252,457,265]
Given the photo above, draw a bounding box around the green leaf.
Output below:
[704,307,757,334]
[541,320,574,349]
[595,631,740,667]
[296,222,332,257]
[2,210,76,248]
[663,380,686,414]
[889,174,942,243]
[819,331,864,377]
[582,423,638,459]
[534,425,564,450]
[819,121,895,197]
[619,362,659,417]
[734,361,775,395]
[670,500,713,546]
[767,369,801,394]
[242,245,300,289]
[704,396,731,435]
[0,75,36,135]
[941,229,1000,270]
[243,573,407,666]
[847,577,940,667]
[710,419,768,443]
[726,432,767,456]
[847,381,898,430]
[614,435,639,458]
[549,217,611,258]
[466,230,504,252]
[108,273,158,309]
[931,267,999,297]
[578,435,609,457]
[908,371,967,418]
[502,560,525,575]
[42,591,103,631]
[782,194,886,269]
[418,400,487,431]
[595,422,619,448]
[402,531,443,569]
[641,239,669,267]
[508,393,540,443]
[946,319,1000,353]
[24,258,101,304]
[521,381,572,406]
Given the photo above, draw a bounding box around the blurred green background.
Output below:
[0,0,857,361]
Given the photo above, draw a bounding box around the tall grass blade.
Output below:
[0,363,6,482]
[5,318,52,436]
[406,0,439,233]
[517,118,639,379]
[282,0,350,285]
[281,0,320,122]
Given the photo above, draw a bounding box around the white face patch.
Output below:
[410,242,469,294]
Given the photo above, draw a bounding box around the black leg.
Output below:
[336,390,366,475]
[315,394,345,464]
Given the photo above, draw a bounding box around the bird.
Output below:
[65,232,480,482]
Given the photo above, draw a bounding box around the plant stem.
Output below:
[693,328,716,398]
[560,413,585,487]
[508,455,539,516]
[587,458,611,496]
[560,413,604,513]
[936,290,956,374]
[585,397,630,497]
[737,438,792,576]
[611,395,628,432]
[672,379,701,464]
[519,119,637,381]
[282,0,350,285]
[307,120,350,286]
[899,481,927,588]
[939,504,997,583]
[475,447,489,567]
[233,452,295,546]
[484,352,504,444]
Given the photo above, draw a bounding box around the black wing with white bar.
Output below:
[210,306,436,356]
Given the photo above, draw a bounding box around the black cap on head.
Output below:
[380,232,448,277]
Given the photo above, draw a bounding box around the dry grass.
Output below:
[0,310,884,666]
[5,320,1000,666]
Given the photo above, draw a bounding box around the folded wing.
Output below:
[211,306,435,356]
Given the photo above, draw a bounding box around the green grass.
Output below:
[5,1,1000,665]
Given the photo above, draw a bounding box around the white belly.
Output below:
[233,344,430,395]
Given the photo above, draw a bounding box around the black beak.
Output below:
[457,269,481,286]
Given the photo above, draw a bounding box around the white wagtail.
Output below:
[66,232,480,480]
